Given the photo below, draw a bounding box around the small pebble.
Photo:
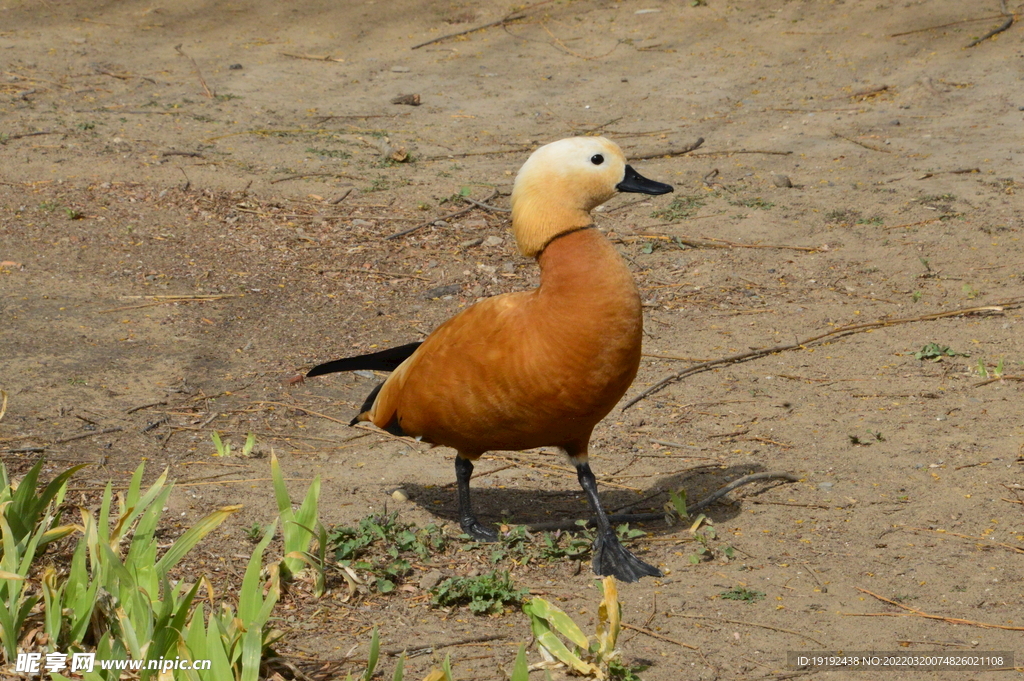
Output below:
[772,174,793,188]
[229,63,243,70]
[482,235,504,247]
[459,237,484,248]
[419,570,443,591]
[391,489,409,502]
[391,66,411,73]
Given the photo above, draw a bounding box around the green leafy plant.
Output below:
[329,511,446,594]
[181,521,283,681]
[483,524,533,564]
[687,515,734,564]
[523,576,626,677]
[729,197,774,210]
[825,208,860,224]
[668,488,689,520]
[609,658,648,680]
[338,629,453,681]
[270,451,321,580]
[1,461,244,678]
[914,343,969,361]
[211,431,257,457]
[651,195,706,221]
[431,570,528,615]
[306,146,351,159]
[538,528,592,562]
[719,586,765,603]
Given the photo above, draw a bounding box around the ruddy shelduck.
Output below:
[308,137,673,582]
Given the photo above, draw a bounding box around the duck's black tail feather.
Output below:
[306,341,422,378]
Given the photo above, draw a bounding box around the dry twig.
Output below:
[624,299,1024,408]
[621,623,698,650]
[668,613,827,647]
[461,195,509,213]
[53,427,122,445]
[3,131,58,142]
[280,52,345,62]
[174,44,214,98]
[902,526,1024,554]
[426,146,534,160]
[385,190,498,240]
[851,588,1024,631]
[629,138,705,160]
[833,131,891,153]
[890,13,1008,37]
[966,0,1014,47]
[410,1,556,50]
[270,172,362,184]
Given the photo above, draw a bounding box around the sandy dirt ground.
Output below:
[2,0,1024,679]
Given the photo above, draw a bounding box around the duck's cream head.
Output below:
[510,136,673,258]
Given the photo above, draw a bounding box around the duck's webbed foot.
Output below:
[592,530,662,583]
[460,517,499,543]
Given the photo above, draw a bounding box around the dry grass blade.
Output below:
[621,622,698,649]
[0,390,7,423]
[973,375,1024,387]
[889,13,1008,37]
[624,298,1024,409]
[852,588,1024,631]
[667,613,827,647]
[902,526,1024,554]
[833,130,891,153]
[174,43,214,98]
[280,52,345,62]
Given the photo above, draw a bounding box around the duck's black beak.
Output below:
[616,165,674,195]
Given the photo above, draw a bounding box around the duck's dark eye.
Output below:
[591,154,604,165]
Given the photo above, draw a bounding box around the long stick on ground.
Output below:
[623,298,1024,409]
[410,0,556,50]
[966,0,1014,47]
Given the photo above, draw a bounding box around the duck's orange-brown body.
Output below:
[365,227,641,458]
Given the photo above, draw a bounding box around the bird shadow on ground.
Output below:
[397,462,785,538]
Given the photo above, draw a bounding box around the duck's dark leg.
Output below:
[573,456,662,582]
[455,453,498,542]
